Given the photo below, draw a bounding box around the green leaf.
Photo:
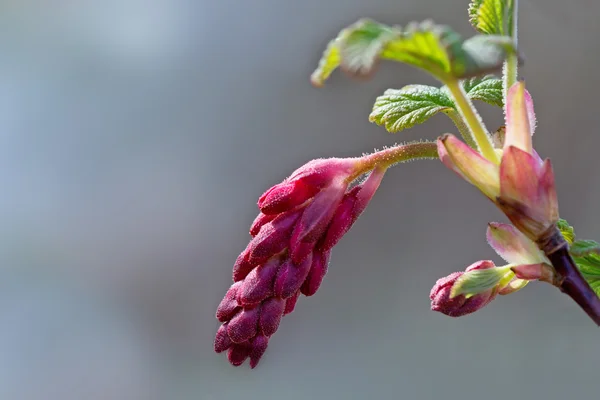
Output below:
[555,218,600,297]
[369,75,502,133]
[310,38,341,87]
[311,19,517,86]
[571,240,600,257]
[457,75,503,107]
[468,0,514,36]
[557,218,575,245]
[450,266,512,298]
[369,85,454,133]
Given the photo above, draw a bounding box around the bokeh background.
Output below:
[0,0,599,399]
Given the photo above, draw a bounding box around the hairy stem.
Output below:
[444,80,498,164]
[538,227,600,326]
[445,110,478,149]
[503,0,519,108]
[356,141,438,176]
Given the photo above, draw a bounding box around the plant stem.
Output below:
[356,141,438,175]
[444,80,499,164]
[503,0,519,109]
[445,110,478,149]
[538,227,600,326]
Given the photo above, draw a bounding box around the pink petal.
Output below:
[486,222,547,265]
[511,263,555,284]
[505,82,534,153]
[499,146,541,205]
[438,134,500,200]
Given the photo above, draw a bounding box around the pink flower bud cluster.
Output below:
[214,158,384,367]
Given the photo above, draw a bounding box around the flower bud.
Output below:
[250,212,277,236]
[239,257,282,305]
[258,158,357,215]
[289,184,346,263]
[249,335,269,369]
[430,260,498,317]
[274,254,313,299]
[284,290,300,315]
[248,210,301,264]
[227,306,260,343]
[259,297,286,336]
[214,323,233,353]
[300,250,330,296]
[227,342,251,367]
[216,282,242,322]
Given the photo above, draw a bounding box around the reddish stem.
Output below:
[539,228,600,326]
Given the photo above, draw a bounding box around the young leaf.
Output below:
[571,240,600,257]
[370,76,502,133]
[557,218,575,245]
[369,85,454,133]
[456,75,503,107]
[311,19,517,86]
[468,0,514,36]
[451,266,512,298]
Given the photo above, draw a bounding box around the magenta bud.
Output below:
[290,184,346,257]
[429,260,498,317]
[274,254,313,299]
[289,239,316,264]
[320,168,385,252]
[249,335,269,369]
[214,323,233,353]
[300,250,331,296]
[284,291,300,315]
[232,245,255,282]
[258,180,319,215]
[430,261,497,317]
[216,282,242,322]
[320,190,358,252]
[227,306,260,343]
[227,342,251,367]
[248,210,301,264]
[259,297,286,336]
[239,257,282,305]
[250,212,277,237]
[286,158,357,188]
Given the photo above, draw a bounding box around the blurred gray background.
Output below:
[0,0,598,399]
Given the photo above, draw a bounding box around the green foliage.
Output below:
[451,266,513,298]
[468,0,514,36]
[459,75,504,107]
[558,219,600,297]
[369,85,454,133]
[557,219,575,245]
[369,75,502,133]
[311,19,516,86]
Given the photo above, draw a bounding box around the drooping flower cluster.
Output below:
[214,158,385,367]
[430,222,556,317]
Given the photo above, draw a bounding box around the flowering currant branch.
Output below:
[214,0,600,368]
